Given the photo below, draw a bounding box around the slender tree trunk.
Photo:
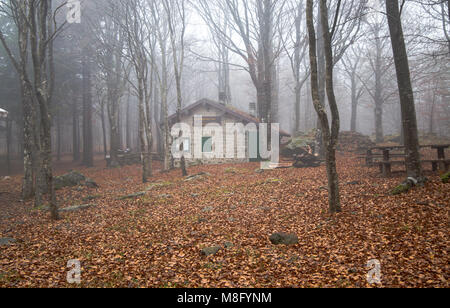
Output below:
[350,101,358,132]
[6,119,12,175]
[56,108,61,161]
[429,92,436,134]
[350,79,358,132]
[21,82,35,199]
[72,97,80,162]
[307,0,341,214]
[101,103,108,157]
[126,90,131,150]
[82,51,94,167]
[137,82,150,183]
[109,104,120,168]
[386,0,423,180]
[320,0,341,213]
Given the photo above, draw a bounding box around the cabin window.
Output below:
[202,137,213,153]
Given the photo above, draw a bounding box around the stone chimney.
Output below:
[249,102,256,117]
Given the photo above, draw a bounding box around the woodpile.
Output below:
[338,131,375,153]
[293,152,322,168]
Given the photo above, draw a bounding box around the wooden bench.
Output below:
[375,159,450,176]
[360,154,407,166]
[421,159,450,172]
[367,144,449,177]
[375,161,406,177]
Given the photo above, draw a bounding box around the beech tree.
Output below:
[0,0,36,200]
[386,0,423,180]
[164,0,188,177]
[306,0,342,213]
[121,0,154,182]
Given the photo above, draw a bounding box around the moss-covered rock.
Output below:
[392,183,411,195]
[201,246,221,256]
[282,131,316,157]
[269,232,299,246]
[441,172,450,184]
[54,171,87,190]
[54,171,98,190]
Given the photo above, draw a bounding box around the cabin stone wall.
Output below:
[174,105,253,167]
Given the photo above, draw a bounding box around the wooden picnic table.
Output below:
[365,144,450,176]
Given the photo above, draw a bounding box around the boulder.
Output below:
[85,178,99,189]
[281,131,316,158]
[54,171,98,190]
[269,232,299,246]
[0,237,16,246]
[201,246,221,256]
[202,206,214,213]
[224,242,234,249]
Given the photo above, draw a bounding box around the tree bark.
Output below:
[82,50,94,167]
[72,96,80,162]
[6,119,12,175]
[307,0,341,214]
[386,0,423,180]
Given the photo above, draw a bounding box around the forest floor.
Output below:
[0,153,448,288]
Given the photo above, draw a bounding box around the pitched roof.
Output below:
[0,108,8,119]
[168,98,291,137]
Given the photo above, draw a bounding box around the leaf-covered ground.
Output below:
[0,154,448,288]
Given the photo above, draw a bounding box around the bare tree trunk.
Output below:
[22,83,35,199]
[56,107,61,162]
[429,91,436,134]
[29,0,59,219]
[82,50,94,167]
[307,0,341,214]
[165,0,188,176]
[0,2,35,199]
[109,103,121,168]
[138,84,150,182]
[316,31,326,156]
[386,0,423,180]
[72,96,80,162]
[126,89,131,150]
[161,40,170,172]
[100,102,108,158]
[374,68,384,143]
[6,119,12,175]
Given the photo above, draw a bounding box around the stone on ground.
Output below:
[0,238,16,246]
[184,172,211,182]
[54,171,98,190]
[201,246,221,256]
[269,232,299,246]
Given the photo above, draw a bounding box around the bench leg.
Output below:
[432,162,438,172]
[382,163,392,177]
[439,161,447,172]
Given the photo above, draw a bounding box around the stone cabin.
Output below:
[168,98,291,166]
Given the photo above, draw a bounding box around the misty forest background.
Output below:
[0,0,449,216]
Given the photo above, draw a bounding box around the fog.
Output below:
[0,0,449,171]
